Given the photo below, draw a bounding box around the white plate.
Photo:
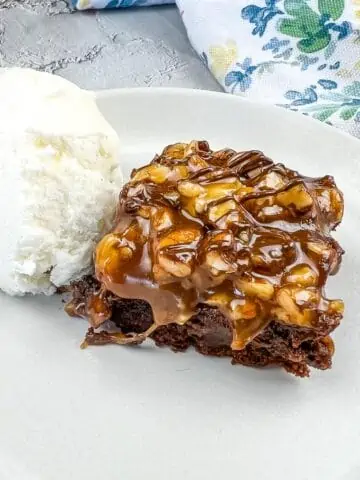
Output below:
[1,88,360,480]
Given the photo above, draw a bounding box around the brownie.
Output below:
[66,141,344,377]
[67,275,336,377]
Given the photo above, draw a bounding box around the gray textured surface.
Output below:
[0,0,221,91]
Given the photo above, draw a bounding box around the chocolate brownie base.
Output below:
[69,276,336,377]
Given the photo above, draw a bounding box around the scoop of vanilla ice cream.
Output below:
[0,68,123,295]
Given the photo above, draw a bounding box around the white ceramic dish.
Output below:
[1,88,359,480]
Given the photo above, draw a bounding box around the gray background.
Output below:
[0,0,221,91]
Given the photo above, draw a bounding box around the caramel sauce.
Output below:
[92,141,344,350]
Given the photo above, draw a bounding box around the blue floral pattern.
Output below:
[262,37,292,59]
[225,58,258,93]
[241,0,284,37]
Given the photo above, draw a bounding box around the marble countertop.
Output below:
[0,1,221,91]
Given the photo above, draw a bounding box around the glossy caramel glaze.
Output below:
[85,141,345,349]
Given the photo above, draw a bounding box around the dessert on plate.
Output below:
[66,141,344,377]
[0,68,122,295]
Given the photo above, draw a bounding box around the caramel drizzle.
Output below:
[89,142,344,350]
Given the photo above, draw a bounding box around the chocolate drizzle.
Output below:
[69,141,344,351]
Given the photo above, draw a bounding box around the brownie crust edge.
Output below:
[68,276,337,378]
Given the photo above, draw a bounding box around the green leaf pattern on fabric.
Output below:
[278,0,347,53]
[319,0,344,20]
[282,80,360,125]
[298,33,331,54]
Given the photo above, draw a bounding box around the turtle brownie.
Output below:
[66,141,344,377]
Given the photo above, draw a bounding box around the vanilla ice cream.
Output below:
[0,68,123,295]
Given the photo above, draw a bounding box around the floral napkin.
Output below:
[73,0,360,138]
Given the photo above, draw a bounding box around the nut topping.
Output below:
[88,141,344,351]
